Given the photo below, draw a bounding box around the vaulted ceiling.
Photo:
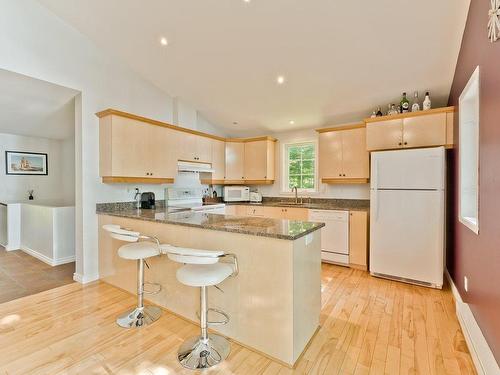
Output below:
[38,0,470,136]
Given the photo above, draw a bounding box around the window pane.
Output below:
[289,160,301,175]
[301,145,315,159]
[302,175,315,189]
[302,160,314,175]
[288,146,301,160]
[289,175,300,189]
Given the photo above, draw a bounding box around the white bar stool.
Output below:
[103,224,162,328]
[162,244,238,370]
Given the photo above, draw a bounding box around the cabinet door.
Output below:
[195,136,212,163]
[403,113,446,148]
[149,126,177,178]
[341,128,369,179]
[174,132,197,161]
[225,142,245,180]
[319,131,343,178]
[349,211,368,268]
[366,119,403,151]
[262,206,286,219]
[244,141,268,180]
[246,206,266,217]
[211,140,225,180]
[111,116,152,177]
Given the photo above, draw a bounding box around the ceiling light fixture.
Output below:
[243,0,251,3]
[160,37,168,46]
[233,121,239,125]
[289,120,295,125]
[277,75,285,85]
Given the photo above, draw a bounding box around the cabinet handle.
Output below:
[339,173,342,176]
[398,142,402,146]
[404,142,408,145]
[343,174,346,177]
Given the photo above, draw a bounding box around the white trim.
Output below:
[73,272,99,284]
[20,246,75,267]
[458,65,480,235]
[445,270,499,375]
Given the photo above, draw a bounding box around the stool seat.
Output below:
[177,263,233,287]
[118,242,160,260]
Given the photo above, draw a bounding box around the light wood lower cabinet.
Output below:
[228,205,369,270]
[349,211,368,270]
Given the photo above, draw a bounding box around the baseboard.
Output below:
[20,246,75,267]
[445,270,499,375]
[73,272,99,284]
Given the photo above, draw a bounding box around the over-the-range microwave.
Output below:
[223,186,250,202]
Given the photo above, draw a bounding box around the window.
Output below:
[283,142,317,192]
[459,66,480,234]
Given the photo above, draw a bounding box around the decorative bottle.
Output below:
[411,91,420,112]
[423,92,432,110]
[400,92,410,113]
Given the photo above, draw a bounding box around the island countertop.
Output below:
[97,207,325,241]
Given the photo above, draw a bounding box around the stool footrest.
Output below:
[143,282,162,295]
[207,308,229,326]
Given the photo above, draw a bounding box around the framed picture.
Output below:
[5,151,48,175]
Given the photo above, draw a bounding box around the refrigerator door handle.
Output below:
[372,158,379,190]
[373,190,379,221]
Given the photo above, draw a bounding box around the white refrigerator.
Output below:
[370,147,445,289]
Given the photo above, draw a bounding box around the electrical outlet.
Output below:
[464,276,469,292]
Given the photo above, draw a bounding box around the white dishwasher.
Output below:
[309,210,349,265]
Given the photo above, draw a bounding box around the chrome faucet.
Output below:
[292,186,299,204]
[134,188,141,209]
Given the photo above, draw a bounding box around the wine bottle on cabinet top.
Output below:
[400,92,410,113]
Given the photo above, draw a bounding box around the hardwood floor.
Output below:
[0,246,75,303]
[0,264,476,375]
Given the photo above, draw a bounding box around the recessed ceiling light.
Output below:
[289,120,295,125]
[243,0,251,2]
[160,37,168,46]
[233,121,239,125]
[277,75,285,85]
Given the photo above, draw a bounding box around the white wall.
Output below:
[257,128,370,199]
[0,0,226,282]
[0,132,75,203]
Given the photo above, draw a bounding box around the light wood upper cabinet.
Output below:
[365,107,455,151]
[403,113,446,148]
[319,130,343,179]
[318,125,369,183]
[175,132,212,163]
[244,140,275,181]
[366,119,403,151]
[349,210,368,270]
[211,139,225,181]
[99,115,176,181]
[341,127,370,179]
[225,142,245,181]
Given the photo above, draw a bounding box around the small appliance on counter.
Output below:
[140,192,156,209]
[223,186,250,202]
[249,191,263,203]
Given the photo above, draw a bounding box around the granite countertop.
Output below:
[227,198,370,212]
[97,207,325,241]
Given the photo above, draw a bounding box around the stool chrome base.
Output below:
[116,306,161,328]
[178,334,230,369]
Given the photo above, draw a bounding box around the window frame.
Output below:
[458,65,480,235]
[281,140,318,194]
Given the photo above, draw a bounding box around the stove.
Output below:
[165,188,226,214]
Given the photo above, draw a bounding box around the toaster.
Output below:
[140,192,156,209]
[249,192,262,203]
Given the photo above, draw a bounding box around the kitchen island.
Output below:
[97,206,324,367]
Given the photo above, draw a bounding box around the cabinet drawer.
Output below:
[246,206,266,217]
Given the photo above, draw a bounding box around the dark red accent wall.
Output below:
[447,0,500,363]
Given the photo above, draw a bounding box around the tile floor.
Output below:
[0,245,75,303]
